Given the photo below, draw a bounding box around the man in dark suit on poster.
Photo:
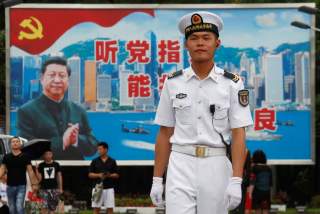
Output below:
[17,56,97,160]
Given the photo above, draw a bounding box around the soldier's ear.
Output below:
[216,39,221,48]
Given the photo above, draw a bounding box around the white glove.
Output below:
[150,177,164,207]
[224,177,242,211]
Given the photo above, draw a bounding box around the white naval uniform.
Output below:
[154,65,253,214]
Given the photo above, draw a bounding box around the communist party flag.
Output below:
[10,8,154,55]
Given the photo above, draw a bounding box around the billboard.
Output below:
[7,4,315,165]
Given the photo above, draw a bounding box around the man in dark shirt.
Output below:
[89,142,119,214]
[0,136,39,214]
[17,56,98,160]
[249,150,272,214]
[36,148,63,214]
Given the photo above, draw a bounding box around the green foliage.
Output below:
[60,190,76,205]
[115,195,153,207]
[309,195,320,208]
[292,167,314,205]
[316,94,320,137]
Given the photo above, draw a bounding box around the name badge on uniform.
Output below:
[176,93,187,99]
[238,89,249,107]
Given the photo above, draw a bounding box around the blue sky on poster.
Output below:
[11,8,311,56]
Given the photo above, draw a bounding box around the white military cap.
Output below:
[178,11,223,39]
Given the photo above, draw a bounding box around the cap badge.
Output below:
[191,14,203,25]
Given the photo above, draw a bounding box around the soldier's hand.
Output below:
[224,177,242,211]
[150,177,165,207]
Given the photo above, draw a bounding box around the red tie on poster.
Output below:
[10,8,154,55]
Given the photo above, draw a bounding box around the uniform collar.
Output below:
[184,64,223,83]
[209,64,224,83]
[184,67,196,81]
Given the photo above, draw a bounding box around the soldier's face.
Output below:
[185,32,220,63]
[41,64,69,100]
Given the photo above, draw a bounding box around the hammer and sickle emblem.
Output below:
[18,16,43,40]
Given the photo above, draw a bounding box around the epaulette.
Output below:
[168,70,183,79]
[223,70,240,83]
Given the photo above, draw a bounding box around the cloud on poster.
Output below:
[255,12,278,28]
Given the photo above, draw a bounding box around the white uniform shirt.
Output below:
[154,65,253,147]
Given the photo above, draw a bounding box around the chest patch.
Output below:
[176,93,187,99]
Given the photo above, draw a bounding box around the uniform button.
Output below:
[198,116,201,119]
[198,132,202,135]
[198,100,201,104]
[199,85,202,88]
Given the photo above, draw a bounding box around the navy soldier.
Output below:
[150,11,253,214]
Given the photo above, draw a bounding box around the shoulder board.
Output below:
[168,70,183,79]
[223,70,240,83]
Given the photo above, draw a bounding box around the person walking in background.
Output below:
[36,148,63,214]
[89,142,119,214]
[249,150,272,214]
[0,136,39,214]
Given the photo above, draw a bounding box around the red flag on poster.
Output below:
[10,8,154,55]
